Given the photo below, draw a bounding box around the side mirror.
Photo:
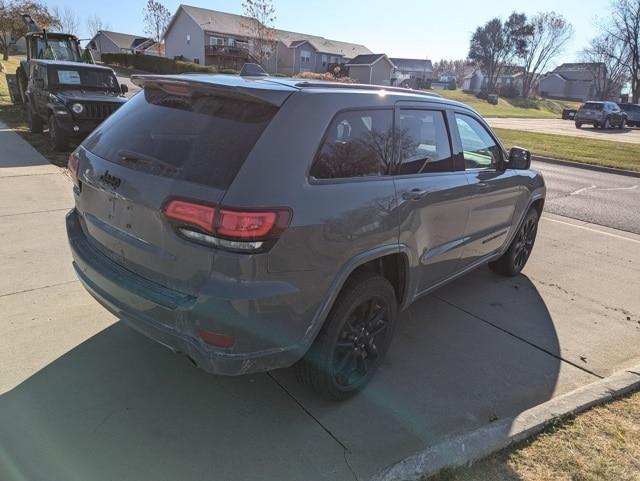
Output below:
[120,83,129,95]
[508,147,531,170]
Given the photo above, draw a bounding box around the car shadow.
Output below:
[0,127,50,168]
[582,126,634,134]
[0,268,586,481]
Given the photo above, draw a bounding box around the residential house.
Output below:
[163,4,372,73]
[538,63,618,101]
[390,58,433,88]
[346,54,394,85]
[462,66,525,96]
[88,31,161,60]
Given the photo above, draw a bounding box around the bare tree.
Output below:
[143,0,170,55]
[52,6,79,35]
[520,12,573,98]
[468,13,532,93]
[582,35,630,100]
[86,14,110,38]
[242,0,276,68]
[606,0,640,102]
[0,0,59,60]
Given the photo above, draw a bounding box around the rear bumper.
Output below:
[66,209,315,375]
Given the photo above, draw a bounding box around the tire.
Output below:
[575,122,582,129]
[295,273,398,401]
[27,106,43,134]
[489,208,539,277]
[619,118,626,129]
[48,115,68,152]
[603,118,611,129]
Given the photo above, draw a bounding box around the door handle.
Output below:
[402,189,429,201]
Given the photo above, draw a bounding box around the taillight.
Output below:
[163,199,291,252]
[68,151,80,185]
[164,200,216,233]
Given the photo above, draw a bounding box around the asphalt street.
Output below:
[533,160,640,234]
[487,118,640,144]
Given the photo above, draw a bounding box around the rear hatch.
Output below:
[579,102,604,118]
[74,75,294,295]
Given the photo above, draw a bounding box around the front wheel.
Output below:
[575,121,582,129]
[619,118,626,129]
[489,208,539,277]
[603,118,611,129]
[295,273,397,401]
[48,115,68,151]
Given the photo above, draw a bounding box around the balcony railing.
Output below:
[205,45,251,58]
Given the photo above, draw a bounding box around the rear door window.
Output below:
[83,86,278,189]
[310,109,394,179]
[396,109,453,174]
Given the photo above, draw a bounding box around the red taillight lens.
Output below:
[164,200,216,233]
[198,329,235,348]
[218,209,278,239]
[68,152,80,183]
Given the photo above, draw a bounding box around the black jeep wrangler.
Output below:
[25,60,128,151]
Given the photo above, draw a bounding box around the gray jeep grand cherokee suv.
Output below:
[66,73,545,400]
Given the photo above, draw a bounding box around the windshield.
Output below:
[33,37,81,62]
[48,67,119,91]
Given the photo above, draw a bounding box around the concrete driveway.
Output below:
[487,117,640,144]
[1,123,640,481]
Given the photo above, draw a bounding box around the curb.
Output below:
[370,365,640,481]
[533,155,640,178]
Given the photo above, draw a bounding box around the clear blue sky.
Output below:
[54,0,609,68]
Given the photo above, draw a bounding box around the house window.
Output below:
[227,38,235,46]
[210,37,224,46]
[301,50,311,64]
[322,55,327,67]
[186,34,191,44]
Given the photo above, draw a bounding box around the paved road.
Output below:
[1,123,640,481]
[488,117,640,144]
[533,161,640,234]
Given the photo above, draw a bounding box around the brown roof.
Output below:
[170,4,371,58]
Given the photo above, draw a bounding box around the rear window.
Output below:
[582,102,604,111]
[620,104,639,112]
[82,85,278,189]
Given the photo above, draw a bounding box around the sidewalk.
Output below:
[1,122,639,481]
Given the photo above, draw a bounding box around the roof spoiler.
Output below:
[240,63,269,77]
[130,74,293,107]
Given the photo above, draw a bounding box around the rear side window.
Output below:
[83,86,278,189]
[310,109,394,179]
[397,110,453,174]
[582,102,604,111]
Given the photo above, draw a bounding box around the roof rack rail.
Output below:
[293,81,442,97]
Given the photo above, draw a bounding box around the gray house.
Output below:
[88,31,161,60]
[390,58,433,88]
[346,54,394,85]
[539,63,616,101]
[462,66,525,95]
[163,4,371,73]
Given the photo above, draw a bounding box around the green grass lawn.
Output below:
[437,90,582,119]
[495,128,640,172]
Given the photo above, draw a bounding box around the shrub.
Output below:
[295,71,355,83]
[101,53,217,75]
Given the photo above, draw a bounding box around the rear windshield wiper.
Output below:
[118,149,182,175]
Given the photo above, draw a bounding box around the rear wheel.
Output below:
[575,121,582,129]
[27,105,43,134]
[48,115,68,152]
[489,208,539,277]
[295,273,397,401]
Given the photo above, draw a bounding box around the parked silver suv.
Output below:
[575,101,627,129]
[66,73,545,400]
